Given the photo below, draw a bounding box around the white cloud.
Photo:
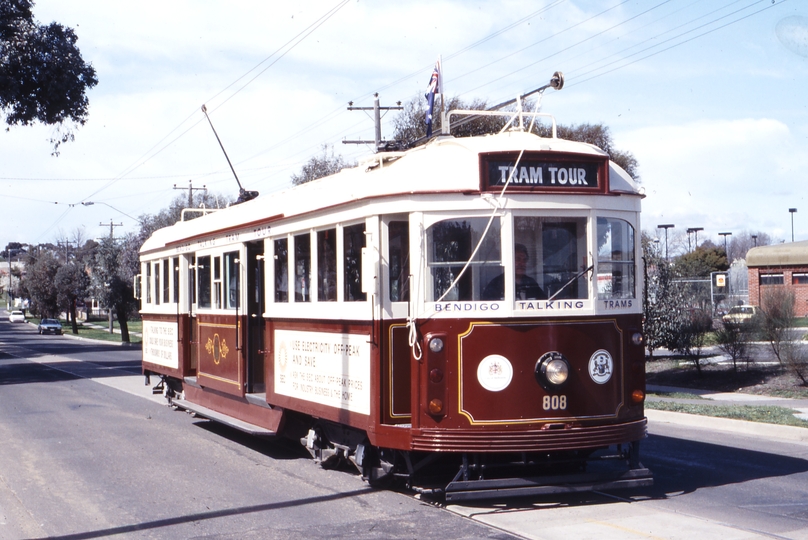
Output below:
[620,118,808,240]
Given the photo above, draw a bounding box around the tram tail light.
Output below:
[424,333,448,419]
[632,389,645,403]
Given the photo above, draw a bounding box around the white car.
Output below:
[8,310,26,323]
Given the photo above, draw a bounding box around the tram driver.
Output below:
[483,243,546,301]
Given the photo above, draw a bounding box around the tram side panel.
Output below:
[142,314,193,381]
[266,319,379,436]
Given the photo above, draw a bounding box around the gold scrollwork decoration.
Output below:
[205,333,230,365]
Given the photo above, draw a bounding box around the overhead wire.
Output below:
[78,0,352,203]
[568,0,787,86]
[20,0,788,245]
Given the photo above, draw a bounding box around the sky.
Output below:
[2,0,807,258]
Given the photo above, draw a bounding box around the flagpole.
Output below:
[438,55,446,135]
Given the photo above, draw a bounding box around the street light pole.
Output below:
[789,208,797,242]
[687,227,703,251]
[657,224,674,261]
[719,232,732,262]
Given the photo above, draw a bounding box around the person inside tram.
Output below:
[483,243,546,300]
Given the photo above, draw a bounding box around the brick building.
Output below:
[747,240,808,317]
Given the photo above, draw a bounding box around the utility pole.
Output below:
[174,180,207,208]
[100,220,124,240]
[343,93,403,152]
[57,240,77,261]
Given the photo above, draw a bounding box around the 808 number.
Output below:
[542,395,567,411]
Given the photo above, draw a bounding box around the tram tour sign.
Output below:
[481,153,604,192]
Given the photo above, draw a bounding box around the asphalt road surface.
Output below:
[2,314,808,539]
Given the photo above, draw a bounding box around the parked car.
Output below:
[8,310,25,323]
[37,318,63,335]
[722,305,760,328]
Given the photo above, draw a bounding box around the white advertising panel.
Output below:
[274,330,370,416]
[143,320,179,369]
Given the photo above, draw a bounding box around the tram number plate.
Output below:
[543,395,567,411]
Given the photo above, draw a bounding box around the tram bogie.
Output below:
[139,104,652,500]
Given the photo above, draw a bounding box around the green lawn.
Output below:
[646,400,808,428]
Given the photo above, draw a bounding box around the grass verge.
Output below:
[31,318,141,344]
[646,400,808,428]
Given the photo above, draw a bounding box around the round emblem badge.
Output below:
[588,349,613,384]
[477,355,513,392]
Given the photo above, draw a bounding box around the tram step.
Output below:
[172,398,277,437]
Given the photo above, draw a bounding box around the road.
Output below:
[2,315,808,539]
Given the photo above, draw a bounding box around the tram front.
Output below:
[401,151,651,500]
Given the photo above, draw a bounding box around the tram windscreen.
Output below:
[597,217,635,299]
[427,217,501,301]
[513,217,588,300]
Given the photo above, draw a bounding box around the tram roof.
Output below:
[141,130,641,255]
[747,240,808,267]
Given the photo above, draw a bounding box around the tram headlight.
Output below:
[535,352,570,388]
[632,332,644,346]
[428,337,444,353]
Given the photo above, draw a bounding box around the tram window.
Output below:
[154,261,161,306]
[511,217,588,301]
[597,217,636,299]
[225,251,239,309]
[343,224,366,302]
[146,262,152,304]
[294,233,311,302]
[427,217,501,301]
[172,257,179,304]
[389,221,409,302]
[274,238,289,302]
[198,255,211,308]
[162,258,170,304]
[213,256,222,309]
[317,229,337,302]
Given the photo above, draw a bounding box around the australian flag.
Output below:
[425,60,442,137]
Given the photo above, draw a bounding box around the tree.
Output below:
[391,95,640,179]
[1,0,98,154]
[759,288,808,385]
[392,96,512,142]
[642,232,688,358]
[92,236,139,343]
[290,144,354,185]
[138,191,234,240]
[20,248,60,317]
[54,261,89,334]
[728,230,772,264]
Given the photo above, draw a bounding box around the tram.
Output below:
[139,86,652,500]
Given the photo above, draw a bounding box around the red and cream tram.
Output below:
[139,105,652,500]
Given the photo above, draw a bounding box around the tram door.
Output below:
[381,217,412,425]
[187,254,198,372]
[245,241,265,394]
